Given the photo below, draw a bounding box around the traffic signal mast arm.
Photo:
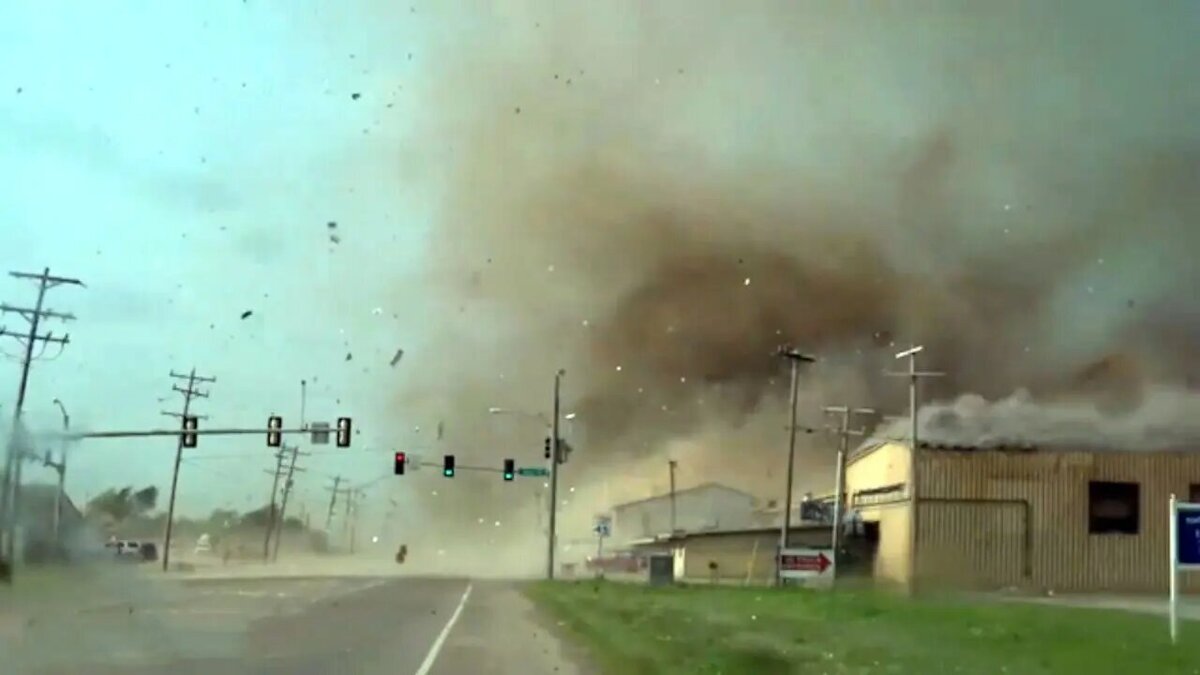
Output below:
[56,426,323,441]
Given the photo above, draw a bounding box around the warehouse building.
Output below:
[844,440,1200,593]
[609,482,758,547]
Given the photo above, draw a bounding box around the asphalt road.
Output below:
[2,574,588,674]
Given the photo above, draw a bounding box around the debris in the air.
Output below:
[241,310,253,319]
[390,348,404,366]
[514,106,521,114]
[351,93,361,100]
[330,234,341,244]
[327,221,337,229]
[345,353,352,361]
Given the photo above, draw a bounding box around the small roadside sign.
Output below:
[1170,495,1200,643]
[517,467,549,477]
[594,515,611,538]
[310,422,330,445]
[779,547,834,583]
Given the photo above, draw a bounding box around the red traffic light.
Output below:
[394,452,406,475]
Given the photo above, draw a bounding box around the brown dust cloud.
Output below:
[377,1,1200,564]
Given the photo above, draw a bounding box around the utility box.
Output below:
[648,554,674,586]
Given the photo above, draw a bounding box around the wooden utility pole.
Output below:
[262,447,287,560]
[324,476,342,531]
[776,346,816,582]
[886,345,944,589]
[668,459,678,533]
[822,405,875,573]
[161,368,215,572]
[271,444,309,562]
[0,267,83,581]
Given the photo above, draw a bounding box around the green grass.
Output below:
[525,580,1200,675]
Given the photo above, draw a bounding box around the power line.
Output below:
[0,266,84,583]
[160,368,215,572]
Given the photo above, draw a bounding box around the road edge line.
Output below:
[414,582,473,675]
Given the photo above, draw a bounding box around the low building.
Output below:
[844,440,1200,593]
[610,482,758,546]
[628,525,833,584]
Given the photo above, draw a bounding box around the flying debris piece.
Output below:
[389,348,404,366]
[345,353,352,361]
[437,421,444,440]
[351,93,361,100]
[330,234,341,244]
[240,310,253,319]
[327,221,337,229]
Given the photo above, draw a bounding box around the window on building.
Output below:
[1088,481,1139,535]
[1189,484,1200,503]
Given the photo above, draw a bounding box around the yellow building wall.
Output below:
[918,449,1200,593]
[853,502,911,588]
[846,442,911,493]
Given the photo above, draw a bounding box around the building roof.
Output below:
[611,482,756,511]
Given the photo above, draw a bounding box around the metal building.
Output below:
[610,482,757,548]
[844,440,1200,593]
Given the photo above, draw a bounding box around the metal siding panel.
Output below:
[919,449,1200,593]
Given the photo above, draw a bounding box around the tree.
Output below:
[85,485,159,524]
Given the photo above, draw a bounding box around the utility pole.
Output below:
[776,346,815,585]
[271,444,309,562]
[822,405,875,574]
[547,368,565,580]
[45,399,69,546]
[0,267,84,580]
[324,476,342,531]
[160,368,215,572]
[344,488,361,554]
[886,345,943,590]
[263,446,287,561]
[668,459,678,534]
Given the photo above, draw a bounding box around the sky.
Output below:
[0,3,438,521]
[1,1,1198,557]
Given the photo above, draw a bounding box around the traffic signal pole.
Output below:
[547,369,564,580]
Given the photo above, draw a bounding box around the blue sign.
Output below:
[1176,507,1200,566]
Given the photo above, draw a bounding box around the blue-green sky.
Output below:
[1,2,439,518]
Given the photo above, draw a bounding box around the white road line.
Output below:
[414,583,473,675]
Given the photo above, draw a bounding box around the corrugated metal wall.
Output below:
[918,449,1200,593]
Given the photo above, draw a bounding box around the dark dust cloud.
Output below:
[382,1,1200,526]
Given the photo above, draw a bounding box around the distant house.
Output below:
[610,482,758,545]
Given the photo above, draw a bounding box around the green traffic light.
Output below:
[443,469,454,477]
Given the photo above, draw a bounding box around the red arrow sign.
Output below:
[779,552,832,574]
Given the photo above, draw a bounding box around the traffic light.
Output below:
[181,415,198,448]
[544,436,551,460]
[395,452,406,475]
[267,415,282,447]
[503,458,514,481]
[336,417,352,447]
[443,454,455,477]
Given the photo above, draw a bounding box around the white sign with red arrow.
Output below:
[778,547,835,582]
